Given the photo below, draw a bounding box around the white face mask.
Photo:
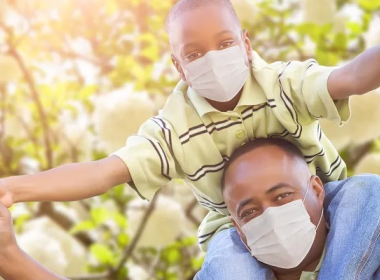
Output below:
[184,45,249,102]
[235,183,323,269]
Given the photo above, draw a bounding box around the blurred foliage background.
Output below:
[0,0,379,279]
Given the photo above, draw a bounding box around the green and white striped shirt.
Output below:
[114,51,350,251]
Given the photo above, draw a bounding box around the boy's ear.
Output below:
[171,54,187,81]
[242,29,253,62]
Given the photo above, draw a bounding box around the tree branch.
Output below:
[7,46,53,169]
[110,191,160,277]
[36,202,94,247]
[185,198,201,227]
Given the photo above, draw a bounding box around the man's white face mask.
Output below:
[235,182,324,269]
[184,45,249,102]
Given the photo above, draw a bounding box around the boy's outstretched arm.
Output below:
[328,45,380,100]
[0,155,130,207]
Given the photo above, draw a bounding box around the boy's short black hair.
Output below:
[221,138,306,193]
[166,0,241,34]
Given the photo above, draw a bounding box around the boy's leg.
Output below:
[320,174,380,279]
[194,227,273,280]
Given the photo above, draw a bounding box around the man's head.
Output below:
[222,138,326,274]
[166,0,253,92]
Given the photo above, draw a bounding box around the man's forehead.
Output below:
[224,148,306,195]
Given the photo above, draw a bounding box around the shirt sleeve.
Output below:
[112,117,184,200]
[270,60,351,126]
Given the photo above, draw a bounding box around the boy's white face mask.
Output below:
[235,183,324,269]
[184,45,249,102]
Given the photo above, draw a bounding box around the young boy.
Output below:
[1,0,380,279]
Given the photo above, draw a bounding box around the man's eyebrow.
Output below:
[265,183,294,195]
[236,197,255,217]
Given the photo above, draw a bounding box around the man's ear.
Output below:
[231,216,248,245]
[171,54,187,81]
[242,29,253,62]
[311,175,325,207]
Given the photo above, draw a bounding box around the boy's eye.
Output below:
[186,52,202,61]
[220,41,234,49]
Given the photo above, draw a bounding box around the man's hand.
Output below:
[0,202,68,280]
[0,180,14,208]
[0,202,17,252]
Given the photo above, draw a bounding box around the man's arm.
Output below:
[0,203,67,280]
[0,155,130,207]
[328,45,380,100]
[0,247,68,280]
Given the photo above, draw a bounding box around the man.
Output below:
[2,0,380,279]
[197,138,380,279]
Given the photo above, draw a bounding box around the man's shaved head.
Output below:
[166,0,241,43]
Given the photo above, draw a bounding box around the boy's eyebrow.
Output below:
[214,29,235,38]
[181,42,202,53]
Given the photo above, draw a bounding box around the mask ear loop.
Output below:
[303,180,324,229]
[315,188,325,229]
[232,216,252,253]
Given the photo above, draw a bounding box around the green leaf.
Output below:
[70,220,96,234]
[90,243,115,265]
[166,248,181,264]
[91,207,111,225]
[117,232,130,247]
[359,0,380,11]
[112,212,128,229]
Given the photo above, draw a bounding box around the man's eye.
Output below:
[276,193,294,202]
[220,41,234,49]
[241,209,256,219]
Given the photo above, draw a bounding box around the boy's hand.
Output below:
[0,179,13,208]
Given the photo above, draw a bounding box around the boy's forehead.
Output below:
[169,4,241,52]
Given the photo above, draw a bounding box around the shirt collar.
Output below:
[186,63,267,118]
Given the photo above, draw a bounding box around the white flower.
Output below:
[60,102,94,161]
[127,195,186,248]
[345,91,380,145]
[93,86,156,154]
[164,180,207,234]
[20,157,40,174]
[355,153,380,175]
[0,55,22,84]
[3,109,31,140]
[10,203,30,219]
[319,119,351,151]
[126,263,149,280]
[364,15,380,50]
[17,217,88,276]
[301,0,336,25]
[334,4,364,33]
[321,90,380,149]
[231,0,259,25]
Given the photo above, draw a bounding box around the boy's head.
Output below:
[166,0,253,104]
